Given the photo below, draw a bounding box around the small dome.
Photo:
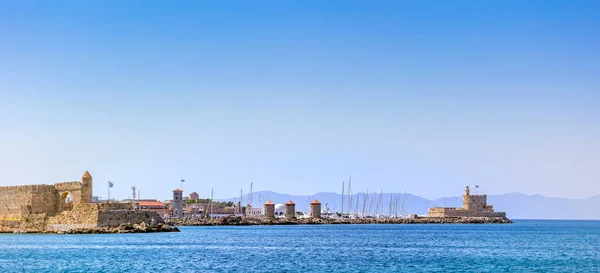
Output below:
[285,200,295,205]
[264,200,274,205]
[310,199,321,205]
[275,204,285,211]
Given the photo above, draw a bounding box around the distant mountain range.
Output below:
[217,190,600,220]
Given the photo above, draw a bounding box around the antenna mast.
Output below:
[131,185,136,209]
[131,186,137,200]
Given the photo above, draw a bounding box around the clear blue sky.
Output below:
[1,1,599,200]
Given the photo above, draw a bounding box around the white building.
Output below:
[274,203,285,218]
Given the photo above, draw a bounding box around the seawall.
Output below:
[166,216,513,226]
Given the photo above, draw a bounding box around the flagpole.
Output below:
[107,181,110,203]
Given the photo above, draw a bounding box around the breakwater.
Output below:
[166,216,513,226]
[7,221,180,234]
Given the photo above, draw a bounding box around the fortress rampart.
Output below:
[0,184,57,220]
[427,186,507,218]
[0,171,169,233]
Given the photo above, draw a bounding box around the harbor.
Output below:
[166,215,512,226]
[0,168,511,234]
[163,186,511,226]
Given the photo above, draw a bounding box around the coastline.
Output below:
[165,216,513,226]
[2,222,180,234]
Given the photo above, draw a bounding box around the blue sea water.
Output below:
[0,220,599,272]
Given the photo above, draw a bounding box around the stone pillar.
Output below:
[173,189,183,218]
[309,200,321,219]
[284,201,295,219]
[264,200,275,219]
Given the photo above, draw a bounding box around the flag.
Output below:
[181,179,185,183]
[108,181,114,188]
[475,185,479,188]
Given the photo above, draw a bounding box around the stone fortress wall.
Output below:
[427,186,506,218]
[0,184,56,220]
[0,171,165,233]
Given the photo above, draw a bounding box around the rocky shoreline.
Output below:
[4,222,180,234]
[166,216,513,226]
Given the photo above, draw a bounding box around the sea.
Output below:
[0,220,599,272]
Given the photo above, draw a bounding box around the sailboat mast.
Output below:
[362,189,368,217]
[388,193,393,217]
[207,188,214,219]
[403,190,407,218]
[378,190,383,217]
[341,181,345,217]
[347,176,352,215]
[249,182,253,207]
[371,193,375,216]
[355,189,360,216]
[395,195,399,218]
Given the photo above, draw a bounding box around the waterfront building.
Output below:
[135,200,170,218]
[245,206,262,218]
[274,203,285,217]
[207,207,237,218]
[188,192,199,200]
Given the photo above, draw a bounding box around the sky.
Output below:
[0,1,599,200]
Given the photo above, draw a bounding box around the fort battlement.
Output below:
[0,171,169,233]
[427,186,507,218]
[54,181,84,188]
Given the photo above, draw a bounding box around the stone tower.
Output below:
[284,200,296,219]
[264,200,275,219]
[80,171,93,203]
[309,199,321,219]
[173,189,183,218]
[462,186,487,211]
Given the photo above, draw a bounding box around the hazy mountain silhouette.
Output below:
[218,191,600,219]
